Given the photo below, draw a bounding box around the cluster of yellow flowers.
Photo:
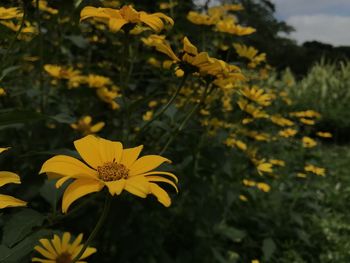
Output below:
[187,4,255,36]
[44,64,121,110]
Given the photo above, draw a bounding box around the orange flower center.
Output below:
[56,252,72,263]
[97,162,129,181]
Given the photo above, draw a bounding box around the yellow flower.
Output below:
[256,182,271,192]
[299,118,315,125]
[296,172,307,178]
[0,148,27,209]
[239,194,248,201]
[243,179,256,187]
[256,162,273,175]
[269,159,285,167]
[304,164,325,176]
[270,115,294,127]
[32,232,96,262]
[216,16,255,36]
[142,110,153,121]
[86,74,112,89]
[143,35,245,83]
[44,64,81,80]
[34,0,58,15]
[240,85,272,106]
[80,5,174,33]
[0,88,6,96]
[289,110,321,119]
[187,11,220,26]
[302,136,317,148]
[0,7,23,20]
[316,131,332,138]
[96,86,120,110]
[252,260,260,263]
[233,43,266,68]
[71,116,105,135]
[40,135,178,213]
[237,99,269,119]
[278,128,297,138]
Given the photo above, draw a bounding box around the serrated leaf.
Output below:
[2,209,45,247]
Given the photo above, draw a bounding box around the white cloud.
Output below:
[273,0,350,18]
[286,14,350,46]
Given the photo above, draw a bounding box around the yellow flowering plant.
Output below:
[0,0,338,262]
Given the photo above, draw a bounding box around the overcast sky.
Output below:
[273,0,350,46]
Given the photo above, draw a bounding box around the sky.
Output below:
[272,0,350,46]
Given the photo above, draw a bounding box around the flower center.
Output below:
[56,252,72,263]
[97,162,129,182]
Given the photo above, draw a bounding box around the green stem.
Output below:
[2,3,26,66]
[160,83,210,155]
[139,74,188,135]
[71,196,112,263]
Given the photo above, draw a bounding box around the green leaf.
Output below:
[0,229,52,262]
[40,179,65,210]
[214,223,246,242]
[0,110,45,130]
[262,238,276,261]
[2,209,45,247]
[0,66,20,82]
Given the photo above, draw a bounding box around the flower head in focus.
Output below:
[80,5,174,33]
[40,135,178,213]
[32,232,96,263]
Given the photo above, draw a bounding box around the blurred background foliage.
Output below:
[0,0,350,262]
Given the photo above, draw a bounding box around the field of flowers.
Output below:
[0,1,349,262]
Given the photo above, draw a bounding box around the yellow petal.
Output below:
[105,179,126,195]
[149,183,171,207]
[120,145,143,168]
[146,176,178,192]
[40,155,97,179]
[73,135,104,168]
[51,235,62,254]
[61,232,71,252]
[37,238,57,257]
[80,6,109,21]
[74,135,123,168]
[0,147,9,154]
[139,13,164,32]
[98,137,123,163]
[0,194,27,209]
[56,176,72,188]
[129,155,171,176]
[80,247,97,259]
[183,37,198,55]
[33,245,56,260]
[154,12,174,26]
[124,176,150,198]
[68,233,83,254]
[0,171,21,187]
[61,179,104,213]
[31,258,55,263]
[141,171,178,183]
[109,18,127,32]
[90,122,105,133]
